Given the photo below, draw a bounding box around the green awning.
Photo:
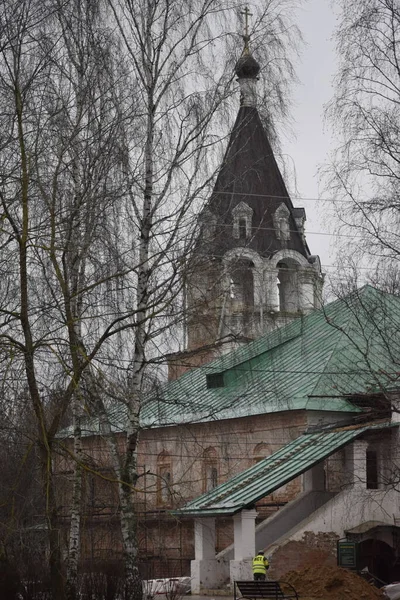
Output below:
[175,421,396,517]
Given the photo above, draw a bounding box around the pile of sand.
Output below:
[283,565,385,599]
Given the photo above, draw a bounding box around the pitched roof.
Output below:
[199,106,309,258]
[59,286,400,438]
[175,421,397,516]
[135,286,400,429]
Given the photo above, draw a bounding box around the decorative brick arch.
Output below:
[253,442,272,463]
[269,249,309,269]
[223,247,264,271]
[222,248,264,308]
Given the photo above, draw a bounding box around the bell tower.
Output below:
[168,28,324,380]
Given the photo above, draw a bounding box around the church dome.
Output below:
[235,51,260,79]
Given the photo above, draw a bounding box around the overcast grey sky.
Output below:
[283,0,344,282]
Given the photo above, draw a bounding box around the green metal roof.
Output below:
[59,286,400,437]
[137,286,400,428]
[175,421,397,517]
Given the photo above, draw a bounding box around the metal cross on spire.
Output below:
[240,6,253,52]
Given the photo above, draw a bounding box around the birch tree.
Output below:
[0,0,135,597]
[327,0,400,283]
[91,0,304,597]
[0,0,303,597]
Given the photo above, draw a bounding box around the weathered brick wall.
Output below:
[167,347,220,380]
[186,261,224,351]
[137,410,307,510]
[57,409,309,576]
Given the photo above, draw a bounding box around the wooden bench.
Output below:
[234,579,299,600]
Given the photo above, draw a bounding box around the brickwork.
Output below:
[136,410,306,569]
[186,260,224,351]
[58,406,363,581]
[167,346,221,381]
[137,410,307,510]
[326,448,347,492]
[56,410,309,576]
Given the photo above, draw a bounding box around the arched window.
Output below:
[253,443,271,464]
[273,204,291,241]
[203,447,218,492]
[239,219,247,239]
[229,259,254,307]
[277,259,299,312]
[157,451,173,505]
[232,201,253,239]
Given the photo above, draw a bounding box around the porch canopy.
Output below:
[175,421,395,518]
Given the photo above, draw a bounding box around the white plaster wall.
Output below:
[267,487,399,557]
[306,410,358,428]
[191,558,229,593]
[230,559,253,585]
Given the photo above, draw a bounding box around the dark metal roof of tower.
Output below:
[203,106,310,257]
[204,104,310,259]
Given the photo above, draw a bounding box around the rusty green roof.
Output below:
[137,286,400,428]
[175,421,397,517]
[60,286,400,437]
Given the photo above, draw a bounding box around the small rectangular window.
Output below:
[206,372,224,388]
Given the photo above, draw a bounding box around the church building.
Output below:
[58,35,400,592]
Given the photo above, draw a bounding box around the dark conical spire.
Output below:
[195,6,310,260]
[203,106,309,258]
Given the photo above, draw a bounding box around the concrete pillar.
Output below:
[233,514,242,560]
[351,439,369,488]
[391,397,400,425]
[278,267,299,312]
[253,267,263,307]
[194,518,215,559]
[314,277,323,308]
[230,509,257,585]
[241,510,257,559]
[191,518,226,593]
[299,269,315,312]
[264,269,279,311]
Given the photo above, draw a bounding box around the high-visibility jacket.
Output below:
[252,554,269,574]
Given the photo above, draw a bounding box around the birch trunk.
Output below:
[93,393,142,599]
[66,405,83,600]
[120,86,155,600]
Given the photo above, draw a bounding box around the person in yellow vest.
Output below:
[252,550,269,580]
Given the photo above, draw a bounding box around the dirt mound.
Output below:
[283,565,385,599]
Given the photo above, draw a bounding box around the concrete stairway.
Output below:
[216,490,335,563]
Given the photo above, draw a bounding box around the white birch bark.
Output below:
[66,401,83,600]
[88,387,142,597]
